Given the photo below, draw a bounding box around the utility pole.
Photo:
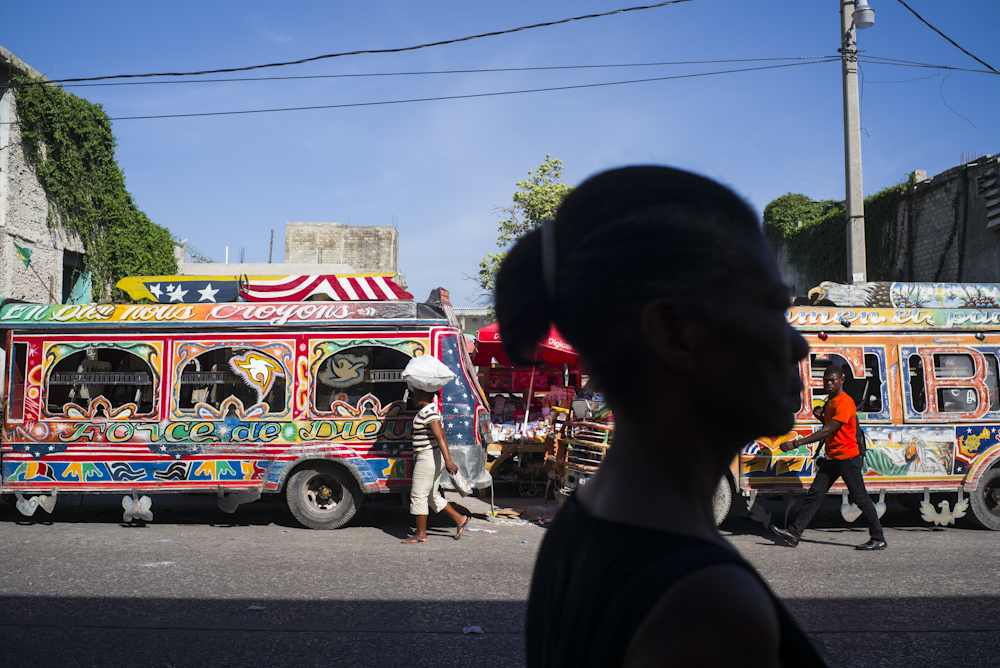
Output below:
[841,0,873,284]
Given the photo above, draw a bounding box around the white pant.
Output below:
[409,448,447,515]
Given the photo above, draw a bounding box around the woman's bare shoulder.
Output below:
[623,563,781,668]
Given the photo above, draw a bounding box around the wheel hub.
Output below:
[987,485,1000,512]
[306,477,341,511]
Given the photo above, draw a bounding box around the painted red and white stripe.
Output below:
[239,275,412,302]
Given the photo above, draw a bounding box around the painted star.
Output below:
[168,286,189,302]
[148,283,163,299]
[197,283,220,302]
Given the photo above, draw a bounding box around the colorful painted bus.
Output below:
[715,282,1000,531]
[0,286,492,529]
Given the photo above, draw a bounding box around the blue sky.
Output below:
[5,1,999,306]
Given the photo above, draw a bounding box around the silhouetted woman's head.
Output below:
[495,165,789,417]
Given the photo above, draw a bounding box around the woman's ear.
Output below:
[641,300,697,372]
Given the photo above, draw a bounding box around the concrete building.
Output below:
[173,221,407,291]
[894,156,1000,283]
[452,307,492,334]
[285,222,398,275]
[0,46,88,304]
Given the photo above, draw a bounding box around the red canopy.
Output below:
[470,322,578,367]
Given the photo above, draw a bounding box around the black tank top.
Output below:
[525,493,826,667]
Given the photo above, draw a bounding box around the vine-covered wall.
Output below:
[763,178,911,293]
[765,156,1000,292]
[10,71,176,302]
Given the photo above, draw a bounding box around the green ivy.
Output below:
[11,72,177,302]
[763,177,911,287]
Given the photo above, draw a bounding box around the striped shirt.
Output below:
[412,403,442,452]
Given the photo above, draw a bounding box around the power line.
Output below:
[895,0,999,75]
[859,54,999,76]
[91,59,838,121]
[26,56,834,89]
[36,1,694,85]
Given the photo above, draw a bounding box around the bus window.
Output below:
[47,345,154,416]
[935,353,978,413]
[8,342,27,421]
[848,353,885,414]
[908,356,927,413]
[934,353,974,379]
[809,352,852,403]
[178,347,287,414]
[314,345,411,412]
[986,354,1000,411]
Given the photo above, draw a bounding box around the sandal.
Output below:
[454,516,469,540]
[401,536,428,544]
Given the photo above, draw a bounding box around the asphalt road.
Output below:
[1,490,997,668]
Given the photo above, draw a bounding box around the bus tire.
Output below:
[286,463,363,530]
[713,474,734,527]
[969,467,1000,531]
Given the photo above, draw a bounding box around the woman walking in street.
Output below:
[401,387,469,543]
[496,166,827,666]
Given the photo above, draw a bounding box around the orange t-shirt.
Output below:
[823,392,859,460]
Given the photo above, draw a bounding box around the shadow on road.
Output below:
[1,591,996,668]
[0,594,528,668]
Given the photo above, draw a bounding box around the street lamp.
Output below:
[841,0,874,284]
[854,0,875,29]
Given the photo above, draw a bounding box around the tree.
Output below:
[474,155,573,302]
[761,193,839,245]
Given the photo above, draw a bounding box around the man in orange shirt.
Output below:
[772,365,886,550]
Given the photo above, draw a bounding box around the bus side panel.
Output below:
[2,324,492,500]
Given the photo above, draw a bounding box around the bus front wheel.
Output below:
[970,467,1000,531]
[286,464,362,530]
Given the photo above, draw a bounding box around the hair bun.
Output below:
[495,227,553,366]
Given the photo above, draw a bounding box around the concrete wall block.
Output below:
[284,221,398,274]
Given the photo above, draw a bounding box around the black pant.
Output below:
[788,455,884,541]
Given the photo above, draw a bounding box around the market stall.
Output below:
[470,323,584,489]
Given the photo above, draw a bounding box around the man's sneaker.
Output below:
[771,526,800,547]
[855,539,887,551]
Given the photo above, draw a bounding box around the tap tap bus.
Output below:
[718,282,1000,531]
[0,279,492,529]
